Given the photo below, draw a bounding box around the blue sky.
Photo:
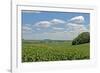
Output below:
[22,10,90,40]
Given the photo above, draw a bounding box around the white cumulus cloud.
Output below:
[67,23,88,33]
[34,18,66,28]
[66,16,89,33]
[69,16,84,24]
[22,26,31,31]
[22,24,34,34]
[34,21,51,28]
[50,19,66,25]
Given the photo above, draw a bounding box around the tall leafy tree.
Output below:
[72,32,90,45]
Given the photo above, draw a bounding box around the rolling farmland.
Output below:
[22,40,90,62]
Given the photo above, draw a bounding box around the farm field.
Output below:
[22,40,90,62]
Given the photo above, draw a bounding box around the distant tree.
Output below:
[72,32,90,45]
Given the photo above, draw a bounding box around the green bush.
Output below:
[72,32,90,45]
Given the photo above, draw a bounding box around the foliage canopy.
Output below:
[72,32,90,45]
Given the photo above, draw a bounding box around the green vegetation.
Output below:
[22,40,90,62]
[72,32,90,45]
